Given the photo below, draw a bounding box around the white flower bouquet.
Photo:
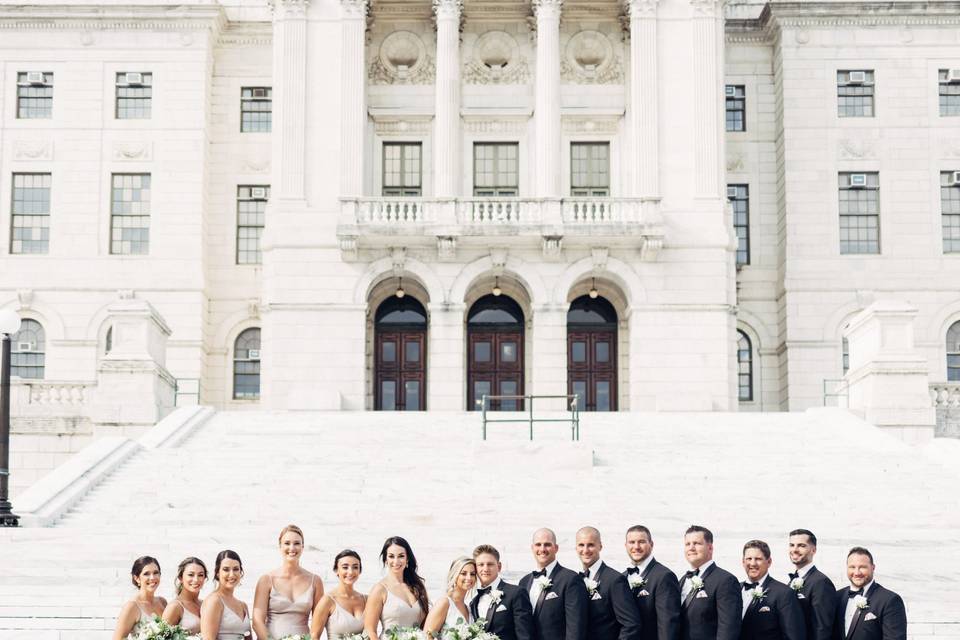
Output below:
[438,619,501,640]
[337,633,370,640]
[129,616,191,640]
[383,627,429,640]
[276,635,311,640]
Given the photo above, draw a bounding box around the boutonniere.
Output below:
[690,576,704,592]
[583,577,599,596]
[750,586,767,601]
[789,578,804,592]
[534,576,552,592]
[489,588,503,605]
[853,595,869,610]
[627,574,647,590]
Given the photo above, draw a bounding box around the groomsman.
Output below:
[739,540,805,640]
[575,526,643,640]
[787,529,836,640]
[833,548,906,640]
[622,524,681,640]
[518,527,588,640]
[678,525,741,640]
[470,544,535,640]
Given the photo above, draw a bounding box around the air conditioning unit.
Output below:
[725,85,737,97]
[17,342,34,351]
[26,71,46,85]
[948,171,960,186]
[124,72,144,86]
[250,187,267,199]
[727,186,739,199]
[252,87,268,98]
[847,71,867,84]
[248,349,261,359]
[947,69,960,84]
[849,173,868,188]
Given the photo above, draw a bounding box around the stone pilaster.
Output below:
[427,303,465,410]
[340,0,368,197]
[534,0,562,199]
[689,0,724,198]
[272,0,309,201]
[626,0,660,200]
[433,0,462,199]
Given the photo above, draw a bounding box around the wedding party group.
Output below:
[113,524,908,640]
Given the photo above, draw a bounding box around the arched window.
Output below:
[947,321,960,381]
[737,330,753,402]
[11,319,45,379]
[467,294,525,411]
[842,337,849,374]
[374,296,427,411]
[233,328,261,399]
[105,326,113,355]
[567,295,618,412]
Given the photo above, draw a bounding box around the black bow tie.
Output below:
[684,569,700,579]
[578,571,589,579]
[478,586,492,596]
[848,589,863,599]
[788,572,799,581]
[626,567,640,575]
[532,569,547,578]
[743,581,759,591]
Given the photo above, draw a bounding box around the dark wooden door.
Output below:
[567,329,616,411]
[375,329,426,411]
[468,331,524,410]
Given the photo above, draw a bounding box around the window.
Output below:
[948,321,960,381]
[737,330,753,402]
[837,70,875,117]
[115,72,152,119]
[940,69,960,117]
[382,143,422,196]
[105,326,113,355]
[241,87,272,132]
[571,142,610,196]
[727,184,750,266]
[237,185,269,264]
[942,171,960,253]
[11,319,45,379]
[17,72,53,119]
[842,337,849,374]
[110,174,151,255]
[11,173,51,254]
[838,172,880,254]
[233,328,261,399]
[725,85,745,132]
[473,143,518,196]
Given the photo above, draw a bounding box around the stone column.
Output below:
[844,300,936,443]
[427,303,466,410]
[433,0,462,199]
[534,0,562,199]
[272,0,310,201]
[626,0,660,200]
[689,0,723,198]
[530,305,568,410]
[340,0,368,197]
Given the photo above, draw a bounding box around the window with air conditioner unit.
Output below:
[949,171,960,186]
[725,85,737,97]
[241,87,272,132]
[947,69,960,84]
[16,72,52,118]
[849,173,868,188]
[940,69,960,116]
[124,72,144,86]
[838,172,880,254]
[942,171,960,253]
[847,71,867,84]
[116,72,152,119]
[250,187,267,199]
[237,185,269,265]
[838,70,875,117]
[727,186,739,199]
[26,71,46,85]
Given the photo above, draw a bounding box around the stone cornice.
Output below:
[759,1,960,28]
[218,22,272,47]
[0,4,226,32]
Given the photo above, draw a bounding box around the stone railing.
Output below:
[352,197,436,224]
[13,380,93,408]
[457,197,541,225]
[562,197,644,224]
[930,382,960,438]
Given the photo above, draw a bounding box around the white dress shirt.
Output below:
[530,559,558,610]
[681,560,714,601]
[742,574,768,618]
[844,581,874,635]
[630,556,655,577]
[581,560,602,581]
[790,563,815,583]
[477,576,503,621]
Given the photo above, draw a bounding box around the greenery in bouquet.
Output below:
[128,616,192,640]
[437,619,500,640]
[383,626,430,640]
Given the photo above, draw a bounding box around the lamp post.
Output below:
[0,308,21,527]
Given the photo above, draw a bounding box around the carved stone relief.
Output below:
[463,30,531,85]
[13,140,53,161]
[838,138,876,160]
[561,30,623,84]
[112,142,153,161]
[369,30,435,85]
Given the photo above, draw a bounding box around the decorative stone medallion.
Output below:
[464,30,530,85]
[562,30,623,84]
[369,31,435,84]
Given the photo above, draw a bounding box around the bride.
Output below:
[424,556,477,635]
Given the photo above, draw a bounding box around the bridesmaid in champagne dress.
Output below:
[424,557,477,635]
[163,556,207,635]
[309,550,366,640]
[201,550,252,640]
[363,536,428,640]
[253,525,323,639]
[112,556,167,640]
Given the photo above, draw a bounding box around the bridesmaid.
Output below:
[201,550,251,640]
[309,550,366,640]
[112,556,167,640]
[253,524,324,639]
[424,557,477,634]
[363,536,428,640]
[163,556,207,634]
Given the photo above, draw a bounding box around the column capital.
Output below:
[689,0,722,17]
[433,0,462,20]
[340,0,369,19]
[533,0,563,21]
[624,0,659,19]
[271,0,309,19]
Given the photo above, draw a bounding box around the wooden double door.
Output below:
[375,329,426,411]
[567,328,617,411]
[467,330,524,411]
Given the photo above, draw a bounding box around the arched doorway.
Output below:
[567,295,617,411]
[468,294,524,411]
[374,295,427,411]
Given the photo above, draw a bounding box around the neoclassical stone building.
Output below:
[1,0,959,431]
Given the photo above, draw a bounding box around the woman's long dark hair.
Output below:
[380,536,429,619]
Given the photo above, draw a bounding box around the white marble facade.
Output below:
[1,0,959,426]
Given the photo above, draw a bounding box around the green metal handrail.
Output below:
[478,394,580,441]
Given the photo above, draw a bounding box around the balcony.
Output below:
[337,195,664,260]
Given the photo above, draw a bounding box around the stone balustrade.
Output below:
[562,197,645,224]
[930,382,960,437]
[458,197,540,225]
[12,380,93,409]
[354,197,436,224]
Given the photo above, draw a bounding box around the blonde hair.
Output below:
[446,556,476,596]
[278,524,305,544]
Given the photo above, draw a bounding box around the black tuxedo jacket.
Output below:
[791,566,836,640]
[583,561,643,640]
[518,562,589,640]
[469,579,535,640]
[623,558,681,640]
[740,575,806,640]
[832,583,906,640]
[678,563,742,640]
